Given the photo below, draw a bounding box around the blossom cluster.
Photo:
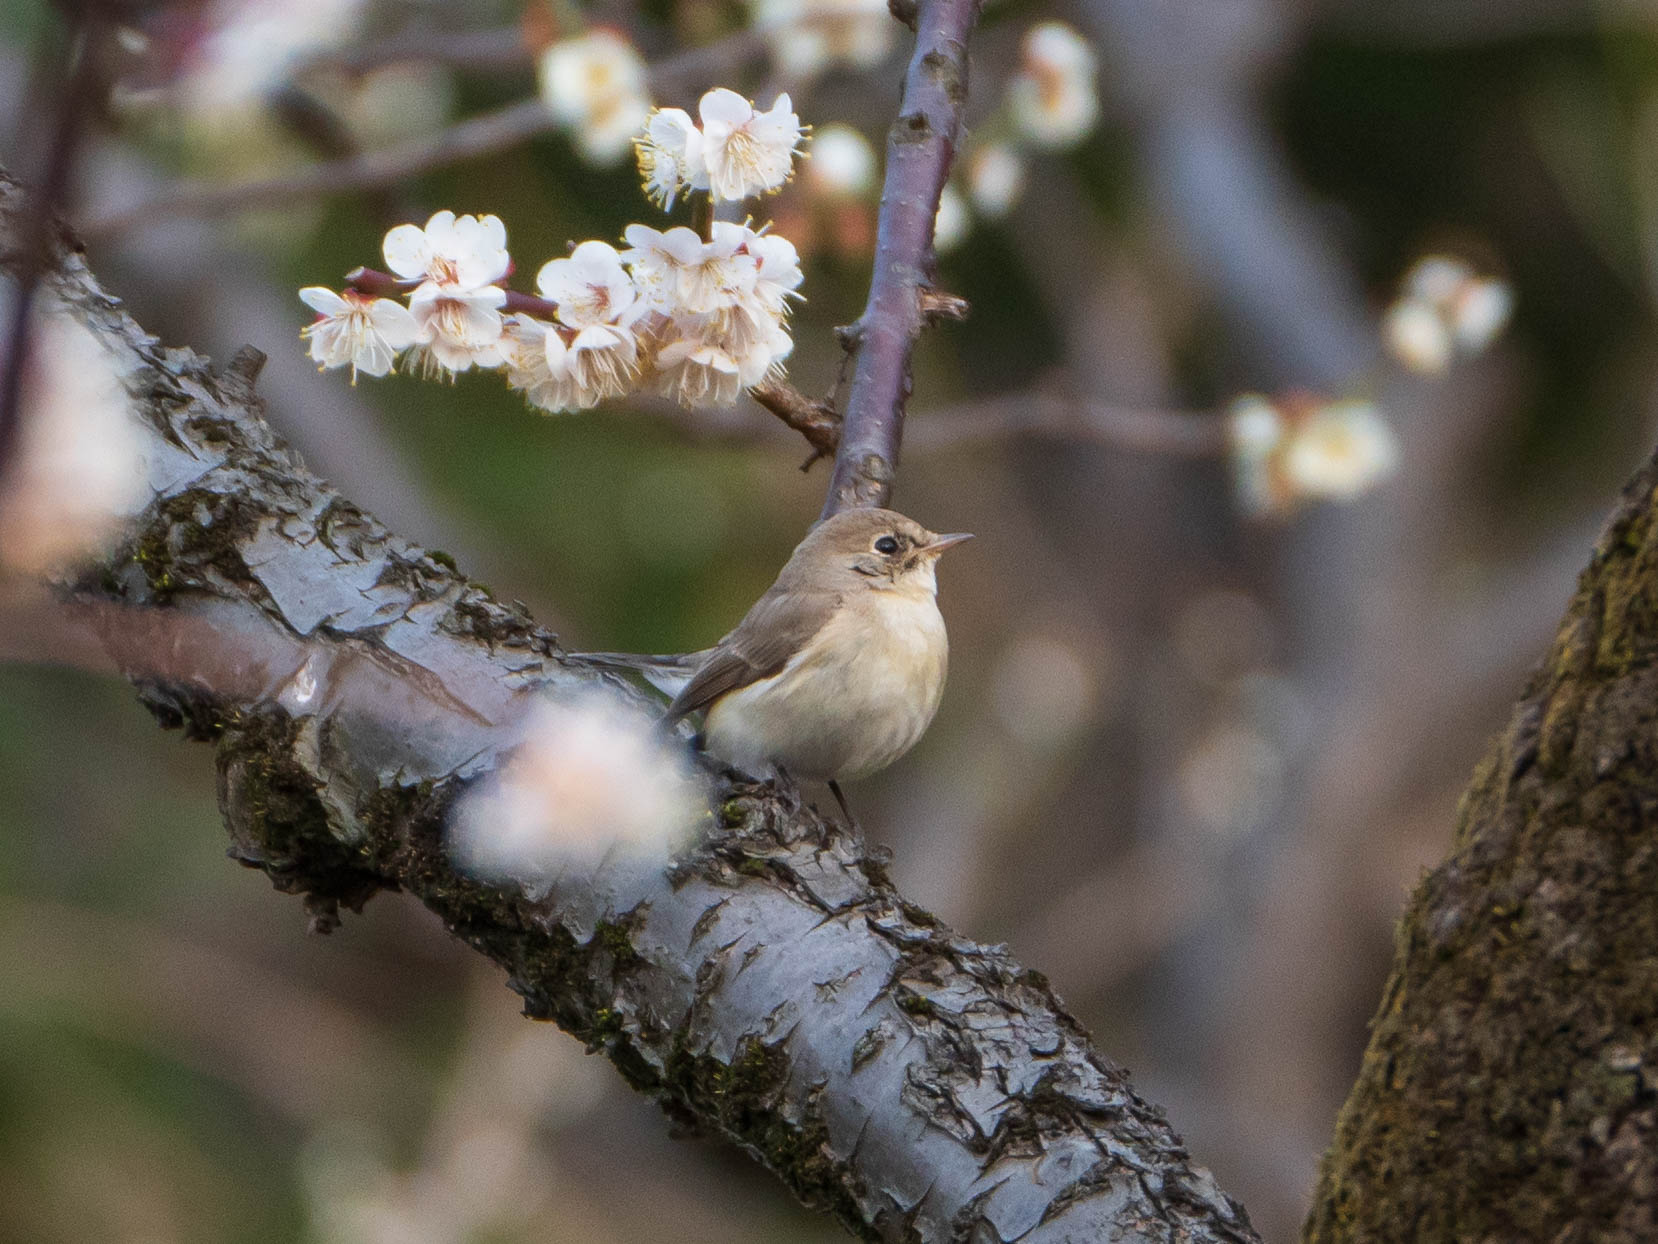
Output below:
[299,87,807,414]
[1382,256,1513,375]
[1229,393,1400,517]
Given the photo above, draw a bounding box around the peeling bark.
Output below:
[1307,453,1658,1242]
[9,190,1256,1241]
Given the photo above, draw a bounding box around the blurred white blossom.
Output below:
[698,89,806,202]
[965,144,1027,219]
[451,692,708,883]
[1228,394,1400,516]
[1381,298,1453,376]
[933,183,970,252]
[1007,22,1100,150]
[0,304,147,576]
[750,0,896,81]
[804,124,877,199]
[1383,254,1513,374]
[298,287,420,382]
[537,30,652,165]
[1281,400,1399,500]
[171,0,366,121]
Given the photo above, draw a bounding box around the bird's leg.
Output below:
[773,765,803,811]
[827,779,862,837]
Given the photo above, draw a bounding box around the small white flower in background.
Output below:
[1228,394,1399,515]
[1227,395,1287,516]
[450,691,708,884]
[698,89,806,202]
[750,0,896,80]
[1281,400,1399,502]
[804,124,877,199]
[1448,277,1513,351]
[965,144,1027,219]
[1008,22,1100,150]
[298,287,420,382]
[635,108,707,210]
[1384,254,1513,374]
[933,183,970,252]
[0,303,147,576]
[1381,298,1452,376]
[538,29,652,166]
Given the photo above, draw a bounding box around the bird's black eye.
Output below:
[874,535,900,555]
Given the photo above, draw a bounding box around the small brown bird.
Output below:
[582,508,971,822]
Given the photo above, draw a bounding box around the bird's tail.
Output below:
[573,649,711,699]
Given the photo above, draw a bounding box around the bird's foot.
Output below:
[827,779,863,839]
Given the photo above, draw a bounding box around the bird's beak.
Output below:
[925,532,974,556]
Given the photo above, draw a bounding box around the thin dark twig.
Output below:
[819,0,983,518]
[0,8,109,488]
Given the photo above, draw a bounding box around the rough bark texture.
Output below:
[11,199,1257,1242]
[1306,449,1658,1242]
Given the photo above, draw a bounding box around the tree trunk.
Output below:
[1307,447,1658,1241]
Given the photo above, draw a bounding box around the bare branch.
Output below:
[819,0,983,517]
[77,30,781,242]
[8,168,1260,1244]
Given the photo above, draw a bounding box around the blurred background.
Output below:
[1,0,1654,1240]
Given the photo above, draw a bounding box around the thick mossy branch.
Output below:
[10,178,1256,1243]
[1307,461,1658,1242]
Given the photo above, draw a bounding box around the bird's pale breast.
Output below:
[702,589,948,781]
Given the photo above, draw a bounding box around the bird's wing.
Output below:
[664,585,842,725]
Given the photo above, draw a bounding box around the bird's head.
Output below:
[792,508,973,597]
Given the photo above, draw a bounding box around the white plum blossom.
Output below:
[1227,395,1286,516]
[538,30,652,165]
[500,316,577,414]
[450,692,709,884]
[653,338,746,407]
[698,89,805,202]
[635,108,707,209]
[298,287,420,382]
[804,124,877,199]
[1228,394,1399,515]
[382,210,510,295]
[966,144,1027,219]
[532,241,643,409]
[1381,298,1453,376]
[536,241,639,331]
[1383,255,1514,374]
[1449,278,1514,351]
[933,183,970,252]
[0,302,147,576]
[1281,400,1400,501]
[1007,22,1100,150]
[750,0,896,81]
[382,211,511,375]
